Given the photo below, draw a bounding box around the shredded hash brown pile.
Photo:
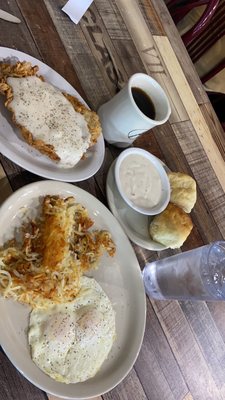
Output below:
[0,196,115,309]
[0,61,101,162]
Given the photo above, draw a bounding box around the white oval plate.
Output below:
[0,181,146,399]
[0,47,105,182]
[106,160,168,251]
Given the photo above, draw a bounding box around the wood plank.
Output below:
[135,129,168,162]
[48,396,102,400]
[0,350,46,400]
[103,369,147,400]
[0,0,38,57]
[138,0,165,35]
[16,0,86,99]
[207,302,225,343]
[111,39,146,78]
[94,147,115,200]
[0,154,44,191]
[180,301,225,390]
[134,299,188,400]
[182,394,193,400]
[44,0,112,110]
[94,0,147,76]
[80,5,128,93]
[171,121,225,238]
[95,0,131,41]
[0,163,13,205]
[154,35,225,193]
[76,176,108,208]
[148,0,208,104]
[152,300,225,400]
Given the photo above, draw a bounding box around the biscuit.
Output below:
[149,203,193,249]
[168,172,196,213]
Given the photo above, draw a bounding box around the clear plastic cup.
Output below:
[142,241,225,301]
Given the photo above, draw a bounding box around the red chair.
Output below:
[167,1,225,130]
[167,0,225,84]
[167,0,219,46]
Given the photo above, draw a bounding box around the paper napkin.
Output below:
[62,0,94,24]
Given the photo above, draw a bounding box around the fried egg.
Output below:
[28,276,116,383]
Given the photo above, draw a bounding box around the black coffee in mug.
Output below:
[131,87,156,120]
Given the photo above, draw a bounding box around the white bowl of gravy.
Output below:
[114,148,170,215]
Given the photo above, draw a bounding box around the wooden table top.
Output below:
[1,1,225,399]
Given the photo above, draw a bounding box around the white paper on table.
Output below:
[62,0,94,24]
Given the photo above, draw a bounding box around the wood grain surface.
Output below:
[0,0,225,399]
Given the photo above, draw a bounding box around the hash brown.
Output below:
[0,195,115,309]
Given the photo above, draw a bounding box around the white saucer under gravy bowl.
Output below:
[114,148,170,215]
[106,159,168,251]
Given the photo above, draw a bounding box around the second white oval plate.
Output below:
[0,181,146,399]
[0,47,105,182]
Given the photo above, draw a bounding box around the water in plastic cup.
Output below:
[142,241,225,301]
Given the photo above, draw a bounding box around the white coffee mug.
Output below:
[98,73,171,147]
